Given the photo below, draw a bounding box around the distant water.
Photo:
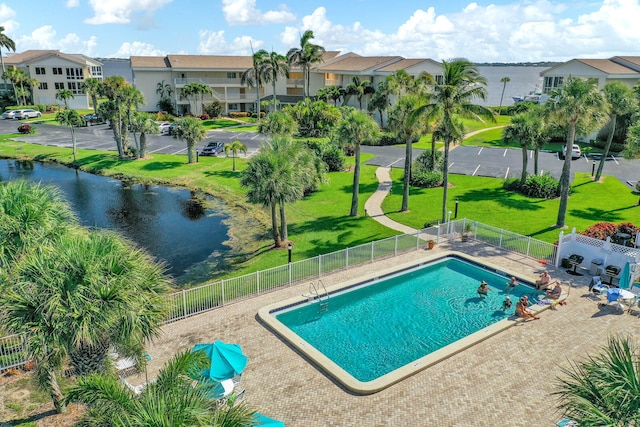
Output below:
[476,66,551,107]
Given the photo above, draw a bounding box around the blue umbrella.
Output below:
[254,412,285,427]
[192,340,248,382]
[619,262,631,289]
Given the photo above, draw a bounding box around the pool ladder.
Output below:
[307,280,330,315]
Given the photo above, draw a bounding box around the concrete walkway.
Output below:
[363,125,506,234]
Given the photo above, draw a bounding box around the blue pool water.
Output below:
[275,257,542,382]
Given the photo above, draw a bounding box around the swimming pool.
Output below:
[258,251,544,394]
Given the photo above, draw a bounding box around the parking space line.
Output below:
[610,154,619,165]
[503,149,508,157]
[448,162,454,169]
[504,167,510,179]
[171,148,187,155]
[148,145,173,154]
[386,158,403,168]
[250,134,261,140]
[582,154,588,162]
[477,147,483,155]
[529,150,533,159]
[472,164,480,176]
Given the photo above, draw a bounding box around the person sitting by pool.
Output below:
[502,295,512,310]
[506,276,519,288]
[516,297,540,320]
[546,281,563,301]
[536,271,552,290]
[477,281,491,297]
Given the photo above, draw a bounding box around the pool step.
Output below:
[319,301,329,313]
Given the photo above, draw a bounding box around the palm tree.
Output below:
[554,335,640,426]
[155,79,173,99]
[181,82,212,116]
[171,117,207,163]
[368,80,392,128]
[547,76,607,228]
[498,76,510,113]
[258,110,298,136]
[502,111,546,185]
[56,110,83,162]
[67,350,256,426]
[335,109,380,216]
[410,59,494,222]
[260,51,290,111]
[595,81,638,182]
[82,77,102,110]
[344,76,373,110]
[388,94,428,211]
[99,76,132,157]
[0,26,16,96]
[2,227,171,412]
[129,112,160,159]
[4,66,28,105]
[122,86,145,154]
[224,140,247,171]
[0,180,77,269]
[55,88,74,109]
[287,30,326,98]
[386,70,416,97]
[241,49,268,116]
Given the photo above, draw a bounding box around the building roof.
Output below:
[130,56,169,68]
[166,55,253,70]
[575,59,638,74]
[4,50,101,66]
[316,55,403,73]
[613,56,640,66]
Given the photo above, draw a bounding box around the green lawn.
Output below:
[382,170,639,243]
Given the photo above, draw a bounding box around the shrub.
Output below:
[376,133,400,146]
[157,98,175,116]
[203,101,223,118]
[156,111,176,122]
[199,113,210,120]
[413,149,443,175]
[411,170,443,188]
[582,221,639,246]
[17,124,33,134]
[251,111,266,118]
[229,112,251,118]
[518,173,561,198]
[591,138,626,153]
[321,144,345,172]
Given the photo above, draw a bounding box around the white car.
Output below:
[562,144,582,159]
[156,122,171,135]
[15,109,42,119]
[2,110,18,119]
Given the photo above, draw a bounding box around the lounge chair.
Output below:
[589,276,609,295]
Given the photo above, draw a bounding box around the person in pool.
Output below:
[506,276,519,288]
[502,295,512,310]
[477,280,490,297]
[516,296,540,320]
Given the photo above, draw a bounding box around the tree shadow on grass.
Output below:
[141,160,185,171]
[204,170,242,179]
[338,181,382,195]
[569,206,639,223]
[457,187,545,211]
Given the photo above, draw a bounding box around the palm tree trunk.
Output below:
[499,82,506,113]
[255,81,260,117]
[556,124,576,227]
[71,127,77,163]
[350,143,361,216]
[46,369,67,414]
[595,114,616,182]
[441,139,451,223]
[378,109,384,128]
[114,110,124,157]
[401,137,412,212]
[534,148,540,175]
[270,203,281,247]
[272,81,277,111]
[520,145,528,185]
[431,139,437,171]
[187,141,195,164]
[232,153,237,171]
[0,51,7,95]
[140,133,147,158]
[279,201,288,243]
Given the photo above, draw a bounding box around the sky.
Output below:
[1,0,639,62]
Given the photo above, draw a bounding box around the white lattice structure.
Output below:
[556,228,640,285]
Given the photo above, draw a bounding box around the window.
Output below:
[52,67,62,75]
[39,82,48,90]
[434,75,444,85]
[227,72,237,79]
[67,81,83,94]
[90,66,102,78]
[35,67,46,75]
[65,67,84,80]
[228,103,239,111]
[543,76,563,94]
[54,82,65,90]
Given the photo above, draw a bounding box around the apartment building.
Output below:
[4,50,103,109]
[540,56,640,93]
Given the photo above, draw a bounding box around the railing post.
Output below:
[395,235,398,256]
[346,248,349,269]
[499,229,503,248]
[221,279,225,307]
[256,270,260,294]
[555,231,565,267]
[416,230,421,250]
[182,289,187,320]
[371,241,375,263]
[437,224,441,243]
[289,263,292,286]
[319,254,322,277]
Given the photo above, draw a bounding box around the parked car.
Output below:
[199,141,225,156]
[156,122,171,135]
[2,110,19,119]
[83,113,103,125]
[15,109,42,119]
[561,144,582,159]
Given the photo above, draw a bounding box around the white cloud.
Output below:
[0,3,18,35]
[222,0,295,25]
[197,29,263,55]
[112,41,166,57]
[66,0,80,7]
[16,25,97,56]
[85,0,172,25]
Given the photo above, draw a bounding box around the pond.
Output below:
[0,159,231,279]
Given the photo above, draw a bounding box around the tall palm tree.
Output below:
[67,350,256,426]
[388,94,428,211]
[260,51,289,111]
[171,117,207,163]
[0,26,16,96]
[2,228,171,412]
[368,80,392,128]
[241,49,268,116]
[502,111,546,185]
[129,112,160,159]
[547,76,607,228]
[344,76,373,110]
[4,66,28,105]
[335,109,380,216]
[56,110,84,162]
[287,30,326,98]
[82,77,102,111]
[595,81,638,182]
[181,82,212,116]
[554,335,640,426]
[410,59,494,223]
[99,76,132,157]
[498,76,510,113]
[224,140,247,171]
[122,86,145,154]
[55,88,74,109]
[386,70,416,97]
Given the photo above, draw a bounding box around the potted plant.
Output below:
[427,239,436,249]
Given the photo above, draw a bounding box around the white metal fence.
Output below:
[0,219,558,371]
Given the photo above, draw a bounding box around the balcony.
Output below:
[174,77,242,86]
[324,78,342,86]
[286,78,303,87]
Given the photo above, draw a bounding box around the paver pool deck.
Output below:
[138,240,639,426]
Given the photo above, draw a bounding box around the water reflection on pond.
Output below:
[0,160,231,278]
